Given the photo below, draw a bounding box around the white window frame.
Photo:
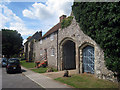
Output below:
[40,49,43,55]
[50,34,54,41]
[51,48,55,56]
[40,40,42,44]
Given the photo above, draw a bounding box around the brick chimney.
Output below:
[39,30,42,37]
[59,15,66,22]
[27,36,32,40]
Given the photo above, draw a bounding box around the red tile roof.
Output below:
[42,23,61,39]
[27,36,32,40]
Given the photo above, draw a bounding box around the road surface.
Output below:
[1,64,43,89]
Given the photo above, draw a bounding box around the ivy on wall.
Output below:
[61,16,73,29]
[72,2,120,76]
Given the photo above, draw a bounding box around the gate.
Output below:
[83,46,94,74]
[63,40,76,70]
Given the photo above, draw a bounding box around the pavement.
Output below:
[21,66,73,88]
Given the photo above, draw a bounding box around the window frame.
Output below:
[51,47,55,56]
[50,33,54,41]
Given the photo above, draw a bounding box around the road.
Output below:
[1,64,43,89]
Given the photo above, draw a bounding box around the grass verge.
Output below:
[20,60,35,68]
[31,68,48,73]
[55,74,118,88]
[20,60,57,73]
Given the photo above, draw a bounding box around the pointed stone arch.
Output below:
[79,41,95,74]
[59,37,76,70]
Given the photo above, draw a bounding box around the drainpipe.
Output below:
[57,30,58,71]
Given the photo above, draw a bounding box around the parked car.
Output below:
[6,58,21,73]
[1,58,7,67]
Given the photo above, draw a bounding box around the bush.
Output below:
[61,16,73,29]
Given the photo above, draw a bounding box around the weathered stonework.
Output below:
[24,31,42,61]
[58,16,117,82]
[34,32,58,69]
[33,15,117,82]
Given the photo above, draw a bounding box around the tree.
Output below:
[2,29,23,58]
[72,2,120,83]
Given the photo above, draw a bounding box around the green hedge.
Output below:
[72,2,120,75]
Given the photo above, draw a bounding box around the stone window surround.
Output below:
[51,47,55,56]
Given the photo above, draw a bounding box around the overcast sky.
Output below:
[0,0,73,43]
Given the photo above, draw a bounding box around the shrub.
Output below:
[61,16,73,29]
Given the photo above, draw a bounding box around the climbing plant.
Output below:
[72,2,120,77]
[61,16,73,29]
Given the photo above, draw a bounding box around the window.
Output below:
[51,48,55,56]
[44,37,47,40]
[50,34,54,41]
[40,49,43,55]
[40,40,42,44]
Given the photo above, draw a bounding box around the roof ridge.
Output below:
[42,23,61,39]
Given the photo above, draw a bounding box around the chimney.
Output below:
[39,30,42,37]
[59,15,66,22]
[27,36,32,41]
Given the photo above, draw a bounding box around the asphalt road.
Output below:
[1,64,43,89]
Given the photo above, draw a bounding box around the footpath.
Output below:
[21,66,72,88]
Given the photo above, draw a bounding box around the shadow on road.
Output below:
[21,69,26,72]
[5,69,27,74]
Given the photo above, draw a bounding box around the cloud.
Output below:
[22,0,73,35]
[1,0,11,5]
[22,0,73,23]
[1,0,73,44]
[0,4,37,36]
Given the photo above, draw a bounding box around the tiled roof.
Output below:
[27,36,32,40]
[42,23,61,39]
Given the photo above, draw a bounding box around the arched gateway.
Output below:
[62,40,76,70]
[59,38,76,70]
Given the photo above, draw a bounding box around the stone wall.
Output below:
[33,15,117,82]
[34,32,58,69]
[58,16,117,82]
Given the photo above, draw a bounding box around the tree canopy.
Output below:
[2,29,23,58]
[72,2,120,76]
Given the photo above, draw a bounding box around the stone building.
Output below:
[28,15,116,82]
[24,31,42,61]
[34,21,61,69]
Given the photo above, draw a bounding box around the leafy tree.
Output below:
[2,29,23,58]
[72,2,120,82]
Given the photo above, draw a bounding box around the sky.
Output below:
[0,0,73,44]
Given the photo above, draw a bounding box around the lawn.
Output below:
[20,60,57,73]
[20,60,35,68]
[55,74,118,88]
[31,68,48,73]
